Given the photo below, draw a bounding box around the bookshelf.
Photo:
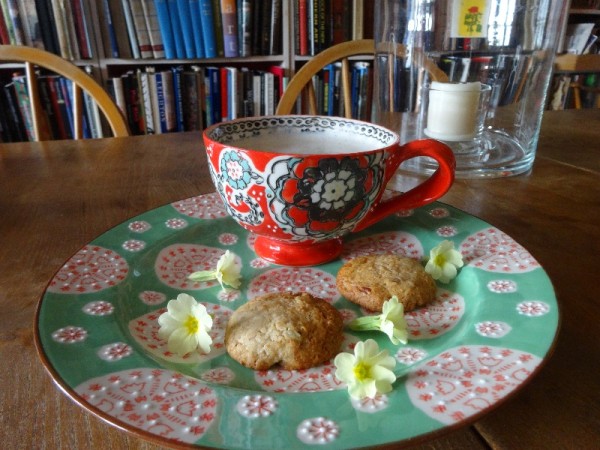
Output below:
[548,2,600,109]
[0,0,374,141]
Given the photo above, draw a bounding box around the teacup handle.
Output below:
[354,139,456,232]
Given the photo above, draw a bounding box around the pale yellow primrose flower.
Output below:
[425,240,464,283]
[334,339,397,399]
[188,250,242,289]
[349,296,408,345]
[158,293,213,356]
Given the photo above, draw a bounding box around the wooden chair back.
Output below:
[0,45,129,140]
[276,39,449,117]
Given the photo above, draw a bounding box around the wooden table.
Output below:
[1,109,599,449]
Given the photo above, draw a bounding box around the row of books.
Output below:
[562,22,599,56]
[548,73,600,110]
[0,70,103,143]
[303,61,373,121]
[293,0,374,56]
[0,0,95,60]
[107,65,288,135]
[100,0,283,61]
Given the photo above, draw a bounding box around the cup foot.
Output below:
[254,236,343,266]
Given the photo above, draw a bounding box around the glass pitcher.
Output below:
[372,0,569,178]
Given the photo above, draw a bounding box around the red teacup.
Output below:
[203,116,455,266]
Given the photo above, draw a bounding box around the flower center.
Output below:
[353,362,371,381]
[184,315,199,334]
[434,253,446,266]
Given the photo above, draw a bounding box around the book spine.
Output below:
[239,0,252,57]
[112,76,127,116]
[187,0,205,58]
[70,0,92,59]
[6,0,25,45]
[250,1,262,55]
[3,83,27,141]
[140,0,165,58]
[45,76,69,139]
[61,0,81,59]
[203,68,213,126]
[57,77,76,138]
[182,71,199,130]
[175,0,197,58]
[147,68,162,133]
[194,67,206,128]
[155,71,166,131]
[199,0,216,58]
[82,90,101,138]
[315,0,325,53]
[19,1,44,49]
[38,76,60,139]
[263,71,274,115]
[352,0,363,40]
[153,0,175,59]
[206,66,221,125]
[297,0,308,56]
[121,0,141,58]
[269,0,281,55]
[35,0,59,53]
[269,65,285,103]
[220,66,228,121]
[330,0,344,45]
[137,70,155,134]
[166,0,185,58]
[0,3,10,44]
[161,70,176,132]
[240,68,253,116]
[123,72,143,134]
[11,76,34,140]
[107,0,132,58]
[260,0,271,55]
[129,0,154,58]
[307,0,314,55]
[171,66,185,131]
[219,0,238,57]
[227,67,238,119]
[0,0,15,45]
[211,0,224,57]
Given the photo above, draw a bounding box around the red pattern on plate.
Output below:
[171,193,228,219]
[406,345,541,425]
[75,368,217,443]
[154,244,227,290]
[247,267,340,303]
[460,228,540,273]
[128,304,232,364]
[47,245,129,294]
[341,231,424,261]
[256,362,344,393]
[254,334,358,393]
[405,290,465,339]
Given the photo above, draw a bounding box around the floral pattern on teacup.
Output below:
[266,153,384,241]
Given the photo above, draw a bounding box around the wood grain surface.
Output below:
[1,110,599,449]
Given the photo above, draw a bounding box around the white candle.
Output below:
[425,81,481,141]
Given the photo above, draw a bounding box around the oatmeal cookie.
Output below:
[225,292,343,370]
[337,254,436,312]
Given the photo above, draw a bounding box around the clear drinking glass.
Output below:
[372,0,569,178]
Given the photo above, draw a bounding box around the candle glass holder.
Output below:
[372,0,568,178]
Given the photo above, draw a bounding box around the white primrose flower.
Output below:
[424,240,464,283]
[188,250,242,289]
[349,296,408,345]
[334,339,397,399]
[158,293,213,356]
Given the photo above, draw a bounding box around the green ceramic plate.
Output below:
[35,193,559,449]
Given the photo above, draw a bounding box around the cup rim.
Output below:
[202,115,401,156]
